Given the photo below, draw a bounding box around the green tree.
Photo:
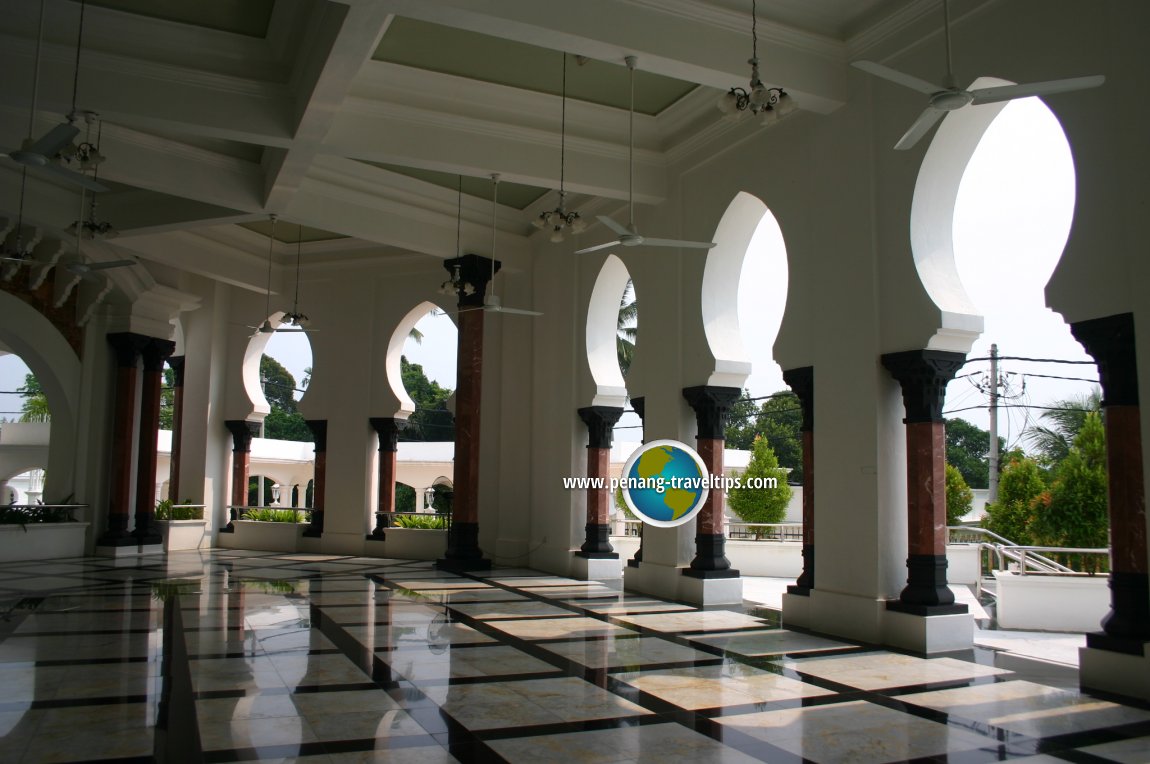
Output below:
[1025,389,1102,468]
[724,391,759,449]
[617,280,637,376]
[401,356,454,441]
[755,392,803,483]
[159,367,175,430]
[1030,412,1109,553]
[260,355,310,441]
[396,483,416,513]
[727,436,792,526]
[945,417,1004,489]
[17,374,50,423]
[945,463,973,526]
[982,455,1045,544]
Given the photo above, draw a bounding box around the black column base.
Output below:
[97,515,132,546]
[436,522,491,571]
[688,533,734,573]
[131,514,161,545]
[892,554,967,614]
[683,567,740,580]
[627,527,644,567]
[577,523,617,559]
[302,509,324,538]
[1097,571,1150,644]
[788,543,815,596]
[1086,631,1150,657]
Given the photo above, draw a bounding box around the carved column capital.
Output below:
[225,420,260,453]
[881,349,966,423]
[682,385,741,439]
[167,355,186,387]
[445,254,501,308]
[1071,313,1138,406]
[782,366,814,432]
[370,417,409,452]
[106,332,149,368]
[578,406,624,449]
[141,338,176,372]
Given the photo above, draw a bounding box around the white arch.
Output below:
[586,255,632,407]
[385,302,455,418]
[240,310,284,419]
[701,192,788,388]
[909,77,1017,351]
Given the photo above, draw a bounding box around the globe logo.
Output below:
[620,439,710,528]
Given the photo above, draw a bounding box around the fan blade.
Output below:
[490,305,543,316]
[574,240,621,255]
[84,260,136,271]
[0,256,32,264]
[27,122,79,158]
[852,61,944,95]
[640,237,716,249]
[274,328,318,333]
[35,161,108,192]
[596,215,631,236]
[969,74,1105,105]
[894,106,947,150]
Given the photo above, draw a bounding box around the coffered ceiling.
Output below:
[0,0,926,291]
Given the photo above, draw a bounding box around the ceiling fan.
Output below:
[444,174,541,317]
[245,216,315,336]
[279,223,317,332]
[0,0,107,192]
[62,187,135,279]
[852,0,1104,150]
[576,56,715,254]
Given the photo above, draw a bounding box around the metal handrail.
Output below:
[949,526,1075,574]
[727,522,804,541]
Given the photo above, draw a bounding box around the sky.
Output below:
[0,94,1097,452]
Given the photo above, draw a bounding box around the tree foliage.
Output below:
[1030,412,1109,552]
[982,455,1045,545]
[1025,389,1102,468]
[159,367,175,430]
[724,391,803,482]
[727,436,792,525]
[17,373,51,423]
[724,391,760,450]
[401,356,454,441]
[945,417,1004,489]
[617,280,637,376]
[945,463,973,526]
[260,355,311,442]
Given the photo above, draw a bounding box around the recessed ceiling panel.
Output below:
[83,0,275,38]
[365,162,548,211]
[374,17,697,115]
[239,220,348,243]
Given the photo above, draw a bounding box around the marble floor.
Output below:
[1,550,1148,763]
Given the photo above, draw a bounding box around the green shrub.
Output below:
[392,513,447,529]
[0,506,76,525]
[242,508,309,523]
[156,500,203,521]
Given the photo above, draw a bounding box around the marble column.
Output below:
[166,356,185,503]
[223,420,259,532]
[98,333,148,546]
[1071,313,1150,653]
[627,397,646,568]
[577,406,624,558]
[882,350,969,615]
[438,254,497,571]
[303,420,327,537]
[784,367,815,595]
[133,338,175,543]
[682,385,742,578]
[369,417,408,540]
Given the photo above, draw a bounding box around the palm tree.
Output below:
[17,374,50,423]
[1025,388,1102,467]
[617,280,637,375]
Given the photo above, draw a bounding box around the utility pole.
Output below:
[988,343,999,505]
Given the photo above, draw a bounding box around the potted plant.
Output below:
[226,507,311,552]
[0,501,89,562]
[154,498,207,552]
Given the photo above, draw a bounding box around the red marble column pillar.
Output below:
[369,417,407,540]
[577,406,624,558]
[438,254,498,571]
[783,367,815,595]
[224,420,258,532]
[303,420,327,537]
[166,356,185,503]
[682,385,741,578]
[882,349,969,615]
[98,333,147,547]
[1072,313,1150,652]
[133,339,175,543]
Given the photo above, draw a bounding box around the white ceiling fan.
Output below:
[576,56,715,254]
[245,215,315,336]
[852,0,1104,151]
[279,223,318,332]
[1,0,107,192]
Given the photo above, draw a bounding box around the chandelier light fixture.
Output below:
[532,51,585,243]
[716,0,797,125]
[282,223,309,327]
[67,117,116,239]
[440,176,476,297]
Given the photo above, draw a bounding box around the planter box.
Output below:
[994,570,1110,632]
[157,519,207,552]
[366,527,446,560]
[0,522,89,562]
[222,520,306,553]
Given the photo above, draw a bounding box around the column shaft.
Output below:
[304,420,327,537]
[100,342,140,544]
[133,340,174,543]
[683,385,741,579]
[167,356,185,503]
[784,367,815,595]
[369,418,407,540]
[224,421,258,532]
[578,406,623,558]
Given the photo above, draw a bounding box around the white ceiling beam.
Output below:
[94,190,258,239]
[370,0,849,114]
[263,4,398,210]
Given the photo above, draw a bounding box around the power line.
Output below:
[963,355,1095,365]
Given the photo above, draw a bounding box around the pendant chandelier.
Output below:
[716,0,797,125]
[532,52,585,242]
